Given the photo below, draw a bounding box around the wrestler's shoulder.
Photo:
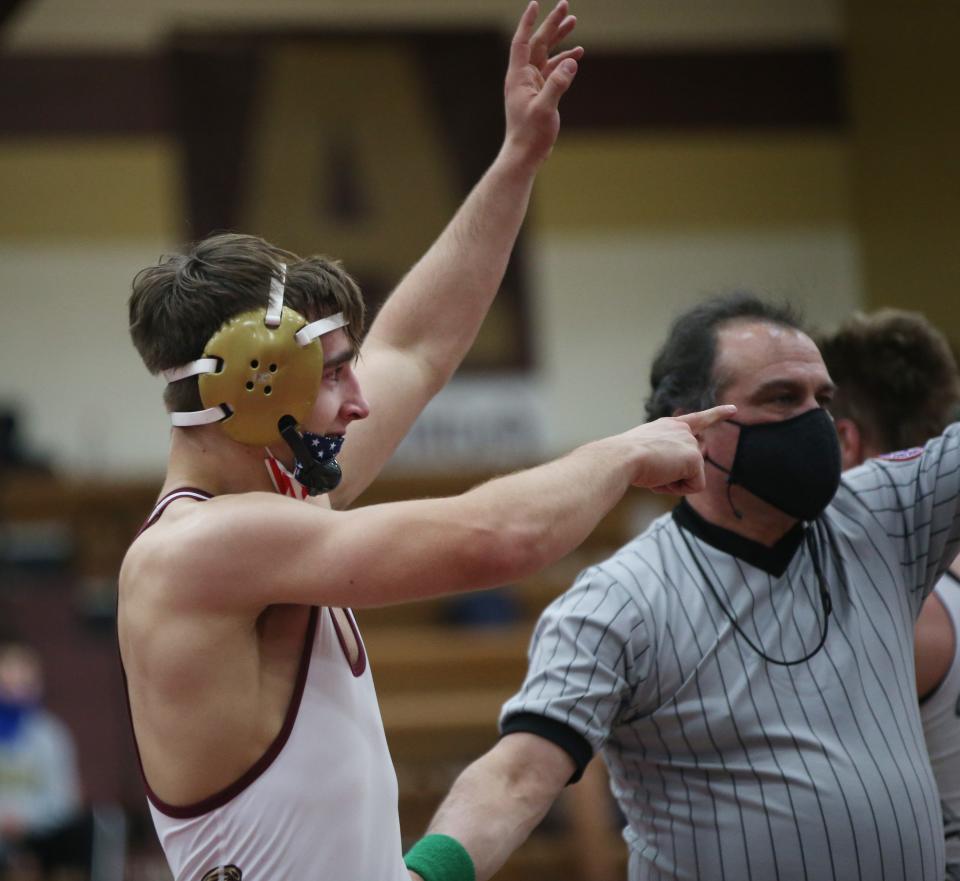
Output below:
[154,490,335,533]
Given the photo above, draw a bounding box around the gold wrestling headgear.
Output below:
[162,264,348,493]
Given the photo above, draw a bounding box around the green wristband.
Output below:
[404,833,476,881]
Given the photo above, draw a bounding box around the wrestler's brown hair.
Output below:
[818,309,960,452]
[129,233,365,412]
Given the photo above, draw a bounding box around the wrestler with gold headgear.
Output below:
[118,6,731,880]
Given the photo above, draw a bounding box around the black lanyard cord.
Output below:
[678,523,832,667]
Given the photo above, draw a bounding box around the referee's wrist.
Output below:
[404,833,476,881]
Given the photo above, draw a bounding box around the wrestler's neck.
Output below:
[162,425,287,498]
[686,481,799,548]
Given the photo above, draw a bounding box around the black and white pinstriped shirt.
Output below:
[501,424,960,881]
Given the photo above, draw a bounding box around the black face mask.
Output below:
[707,407,842,521]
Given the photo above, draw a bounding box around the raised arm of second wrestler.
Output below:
[332,1,583,507]
[169,407,732,612]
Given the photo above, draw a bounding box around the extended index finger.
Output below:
[676,404,737,435]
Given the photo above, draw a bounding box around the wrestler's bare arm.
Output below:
[331,1,582,507]
[159,408,732,612]
[412,733,573,881]
[915,591,954,696]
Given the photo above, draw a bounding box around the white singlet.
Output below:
[128,489,409,881]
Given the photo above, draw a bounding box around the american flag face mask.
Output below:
[264,434,345,500]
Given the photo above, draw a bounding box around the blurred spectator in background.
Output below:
[819,309,960,469]
[0,411,50,476]
[819,308,960,880]
[0,632,84,880]
[0,412,27,472]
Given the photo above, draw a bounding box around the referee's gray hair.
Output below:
[645,292,804,422]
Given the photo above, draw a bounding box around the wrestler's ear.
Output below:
[834,418,862,471]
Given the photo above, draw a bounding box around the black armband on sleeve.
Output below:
[499,712,593,784]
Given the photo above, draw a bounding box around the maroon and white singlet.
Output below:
[130,489,408,881]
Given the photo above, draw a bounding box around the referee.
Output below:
[406,294,958,881]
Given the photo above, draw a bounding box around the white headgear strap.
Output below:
[265,264,286,328]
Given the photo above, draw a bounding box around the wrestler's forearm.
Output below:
[423,734,572,881]
[328,150,552,509]
[330,4,579,507]
[362,145,539,390]
[454,437,646,582]
[440,410,723,588]
[319,435,644,608]
[361,0,578,384]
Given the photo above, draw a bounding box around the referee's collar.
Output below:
[673,500,806,577]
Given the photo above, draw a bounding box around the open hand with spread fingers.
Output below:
[503,0,583,169]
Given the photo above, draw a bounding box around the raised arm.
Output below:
[331,1,582,507]
[408,733,574,881]
[171,407,734,612]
